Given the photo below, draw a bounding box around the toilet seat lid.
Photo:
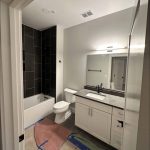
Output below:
[54,101,69,109]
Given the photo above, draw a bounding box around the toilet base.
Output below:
[55,109,71,124]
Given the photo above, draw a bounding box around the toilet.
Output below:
[53,88,77,124]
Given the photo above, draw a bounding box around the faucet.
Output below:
[96,83,103,93]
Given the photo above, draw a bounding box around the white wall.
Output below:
[56,25,64,101]
[63,8,133,91]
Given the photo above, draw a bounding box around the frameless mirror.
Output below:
[86,52,128,91]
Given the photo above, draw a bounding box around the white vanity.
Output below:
[75,89,125,150]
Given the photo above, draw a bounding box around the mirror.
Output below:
[86,53,128,91]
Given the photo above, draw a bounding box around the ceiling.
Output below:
[22,0,136,30]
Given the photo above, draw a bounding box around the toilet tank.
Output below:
[64,88,77,103]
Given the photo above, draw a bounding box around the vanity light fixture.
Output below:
[95,46,128,51]
[107,50,113,52]
[88,47,128,55]
[107,46,114,49]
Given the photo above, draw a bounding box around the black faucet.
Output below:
[96,83,103,93]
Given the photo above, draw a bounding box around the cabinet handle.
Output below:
[88,107,90,116]
[91,108,93,116]
[88,108,92,116]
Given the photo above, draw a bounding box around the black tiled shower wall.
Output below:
[42,26,56,97]
[23,25,42,98]
[22,25,57,98]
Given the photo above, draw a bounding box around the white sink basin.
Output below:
[86,93,105,101]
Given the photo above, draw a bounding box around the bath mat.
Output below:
[67,133,101,150]
[34,118,71,150]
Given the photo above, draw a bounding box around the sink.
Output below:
[86,93,106,101]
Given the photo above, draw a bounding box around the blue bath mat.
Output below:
[67,133,101,150]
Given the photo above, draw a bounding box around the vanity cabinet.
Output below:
[75,96,124,149]
[75,103,90,131]
[75,97,112,144]
[88,107,111,143]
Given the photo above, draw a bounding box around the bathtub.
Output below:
[24,94,55,129]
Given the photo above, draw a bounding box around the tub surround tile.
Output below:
[25,53,34,72]
[24,36,34,53]
[42,26,56,98]
[24,25,34,37]
[25,88,35,98]
[35,64,42,79]
[26,72,34,89]
[23,25,42,98]
[23,25,57,98]
[35,50,42,64]
[35,79,42,94]
[34,30,41,47]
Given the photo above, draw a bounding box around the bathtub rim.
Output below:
[24,94,55,110]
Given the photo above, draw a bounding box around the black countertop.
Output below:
[75,89,125,109]
[84,85,125,97]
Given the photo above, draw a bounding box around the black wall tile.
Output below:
[34,30,41,47]
[24,36,34,53]
[35,79,41,94]
[35,49,42,64]
[42,26,56,97]
[35,64,42,79]
[26,72,34,89]
[23,25,42,98]
[25,53,34,71]
[23,25,56,98]
[24,26,34,37]
[25,88,35,97]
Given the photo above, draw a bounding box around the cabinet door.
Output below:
[89,108,111,143]
[75,103,90,131]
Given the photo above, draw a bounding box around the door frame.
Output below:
[0,0,33,150]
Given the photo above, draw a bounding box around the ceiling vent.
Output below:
[81,10,93,18]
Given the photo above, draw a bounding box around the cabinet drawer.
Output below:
[112,107,124,119]
[76,96,112,114]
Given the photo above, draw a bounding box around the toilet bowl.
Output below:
[53,88,77,124]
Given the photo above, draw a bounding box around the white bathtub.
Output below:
[24,94,55,129]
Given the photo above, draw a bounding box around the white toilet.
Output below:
[53,88,77,124]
